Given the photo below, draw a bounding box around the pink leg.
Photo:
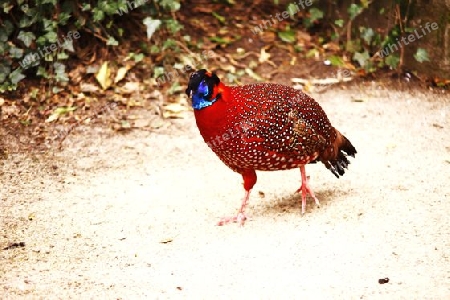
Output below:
[217,190,251,226]
[296,166,320,214]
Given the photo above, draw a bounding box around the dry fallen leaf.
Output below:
[323,42,340,51]
[114,66,130,84]
[46,106,77,123]
[95,61,112,90]
[80,83,99,93]
[296,30,311,43]
[119,82,140,94]
[259,48,271,64]
[260,31,276,43]
[245,68,264,81]
[163,103,189,119]
[160,238,173,244]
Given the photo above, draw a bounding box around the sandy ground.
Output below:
[1,85,449,299]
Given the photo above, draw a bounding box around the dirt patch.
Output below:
[1,84,450,298]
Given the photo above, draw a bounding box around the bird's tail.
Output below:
[321,129,357,178]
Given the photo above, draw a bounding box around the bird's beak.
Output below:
[185,87,192,97]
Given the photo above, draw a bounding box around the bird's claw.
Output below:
[217,212,247,226]
[236,212,247,226]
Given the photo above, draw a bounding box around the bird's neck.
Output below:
[194,83,232,139]
[192,93,219,110]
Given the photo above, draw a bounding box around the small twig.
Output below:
[82,27,109,43]
[57,102,117,150]
[346,20,352,51]
[224,53,249,69]
[176,40,196,56]
[395,4,404,70]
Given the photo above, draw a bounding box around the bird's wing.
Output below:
[239,102,327,160]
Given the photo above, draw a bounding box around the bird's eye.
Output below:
[198,80,209,97]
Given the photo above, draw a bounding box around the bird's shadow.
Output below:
[257,188,349,215]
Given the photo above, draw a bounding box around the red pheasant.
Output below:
[186,69,356,225]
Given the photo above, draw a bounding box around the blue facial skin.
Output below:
[192,80,218,110]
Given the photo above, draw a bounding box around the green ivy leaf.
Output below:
[0,62,11,83]
[414,48,430,63]
[133,53,144,62]
[9,46,24,58]
[0,42,9,55]
[353,50,370,67]
[98,1,118,15]
[82,3,91,11]
[53,62,69,82]
[106,36,118,46]
[19,17,35,28]
[305,48,319,58]
[143,17,162,40]
[58,12,71,25]
[62,39,74,52]
[334,19,344,28]
[309,8,324,23]
[166,19,183,33]
[304,8,323,28]
[92,8,105,22]
[154,67,165,78]
[278,28,296,43]
[57,52,69,60]
[18,31,36,47]
[361,27,374,44]
[150,45,160,54]
[160,0,180,11]
[23,7,37,17]
[162,38,177,50]
[9,68,26,84]
[42,19,57,32]
[328,55,344,67]
[52,86,63,94]
[287,3,298,18]
[37,66,49,78]
[0,20,14,41]
[348,4,363,20]
[385,54,400,69]
[3,3,14,13]
[45,31,58,43]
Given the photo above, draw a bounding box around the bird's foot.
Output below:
[296,183,320,214]
[217,212,248,226]
[297,166,321,214]
[217,190,251,226]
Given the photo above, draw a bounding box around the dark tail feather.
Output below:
[322,130,357,178]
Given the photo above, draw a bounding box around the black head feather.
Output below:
[185,69,220,100]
